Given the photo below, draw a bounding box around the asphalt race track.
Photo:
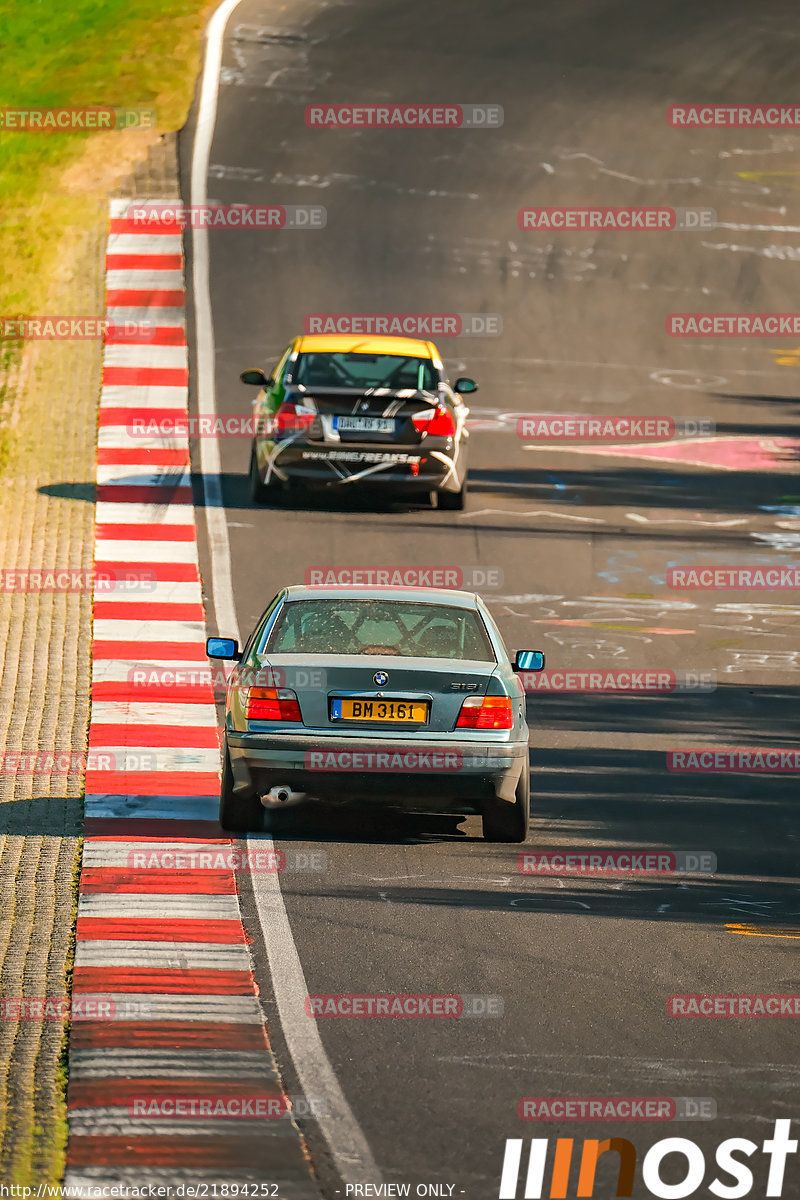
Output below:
[181,1,800,1194]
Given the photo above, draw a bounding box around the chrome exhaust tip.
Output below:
[261,784,306,808]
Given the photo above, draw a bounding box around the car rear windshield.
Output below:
[265,599,496,661]
[290,353,438,391]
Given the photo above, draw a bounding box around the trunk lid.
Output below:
[257,653,497,734]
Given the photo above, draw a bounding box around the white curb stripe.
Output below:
[106,306,187,328]
[78,896,241,920]
[90,701,218,727]
[100,384,189,410]
[75,943,252,970]
[106,269,186,289]
[104,344,189,368]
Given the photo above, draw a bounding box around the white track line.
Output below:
[191,0,383,1189]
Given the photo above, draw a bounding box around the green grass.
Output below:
[0,0,215,452]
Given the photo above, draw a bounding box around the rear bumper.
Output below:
[226,730,528,808]
[257,437,464,492]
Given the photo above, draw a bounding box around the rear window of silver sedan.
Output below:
[265,599,495,661]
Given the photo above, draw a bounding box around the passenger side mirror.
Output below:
[455,377,478,394]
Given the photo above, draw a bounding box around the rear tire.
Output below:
[219,745,264,832]
[249,445,281,505]
[438,477,467,511]
[482,764,530,843]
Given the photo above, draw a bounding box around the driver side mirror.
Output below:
[455,377,478,394]
[513,650,544,672]
[240,368,273,387]
[207,637,242,661]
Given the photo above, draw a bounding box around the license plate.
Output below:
[331,697,429,723]
[333,416,396,434]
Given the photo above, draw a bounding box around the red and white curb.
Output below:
[64,199,317,1195]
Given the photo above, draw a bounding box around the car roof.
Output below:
[295,334,436,358]
[282,584,481,609]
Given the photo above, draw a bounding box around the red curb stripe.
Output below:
[98,448,189,467]
[72,968,253,994]
[88,726,220,749]
[84,833,227,845]
[102,366,189,387]
[69,1079,283,1107]
[76,919,246,944]
[108,219,183,235]
[92,640,207,659]
[106,255,183,271]
[79,869,234,895]
[106,289,185,308]
[66,1136,301,1168]
[92,602,204,621]
[93,564,199,583]
[83,771,219,795]
[98,408,190,428]
[83,819,223,838]
[105,325,187,346]
[69,1021,267,1050]
[95,486,193,506]
[90,685,214,704]
[95,523,196,542]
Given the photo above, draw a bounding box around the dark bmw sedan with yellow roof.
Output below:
[207,585,544,841]
[241,333,475,509]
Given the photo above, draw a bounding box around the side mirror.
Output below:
[207,636,241,660]
[513,650,544,672]
[455,377,478,394]
[240,368,271,387]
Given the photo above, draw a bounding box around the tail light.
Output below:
[455,695,514,730]
[246,687,302,722]
[411,406,456,437]
[273,401,315,437]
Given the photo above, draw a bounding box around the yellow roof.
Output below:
[296,334,436,358]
